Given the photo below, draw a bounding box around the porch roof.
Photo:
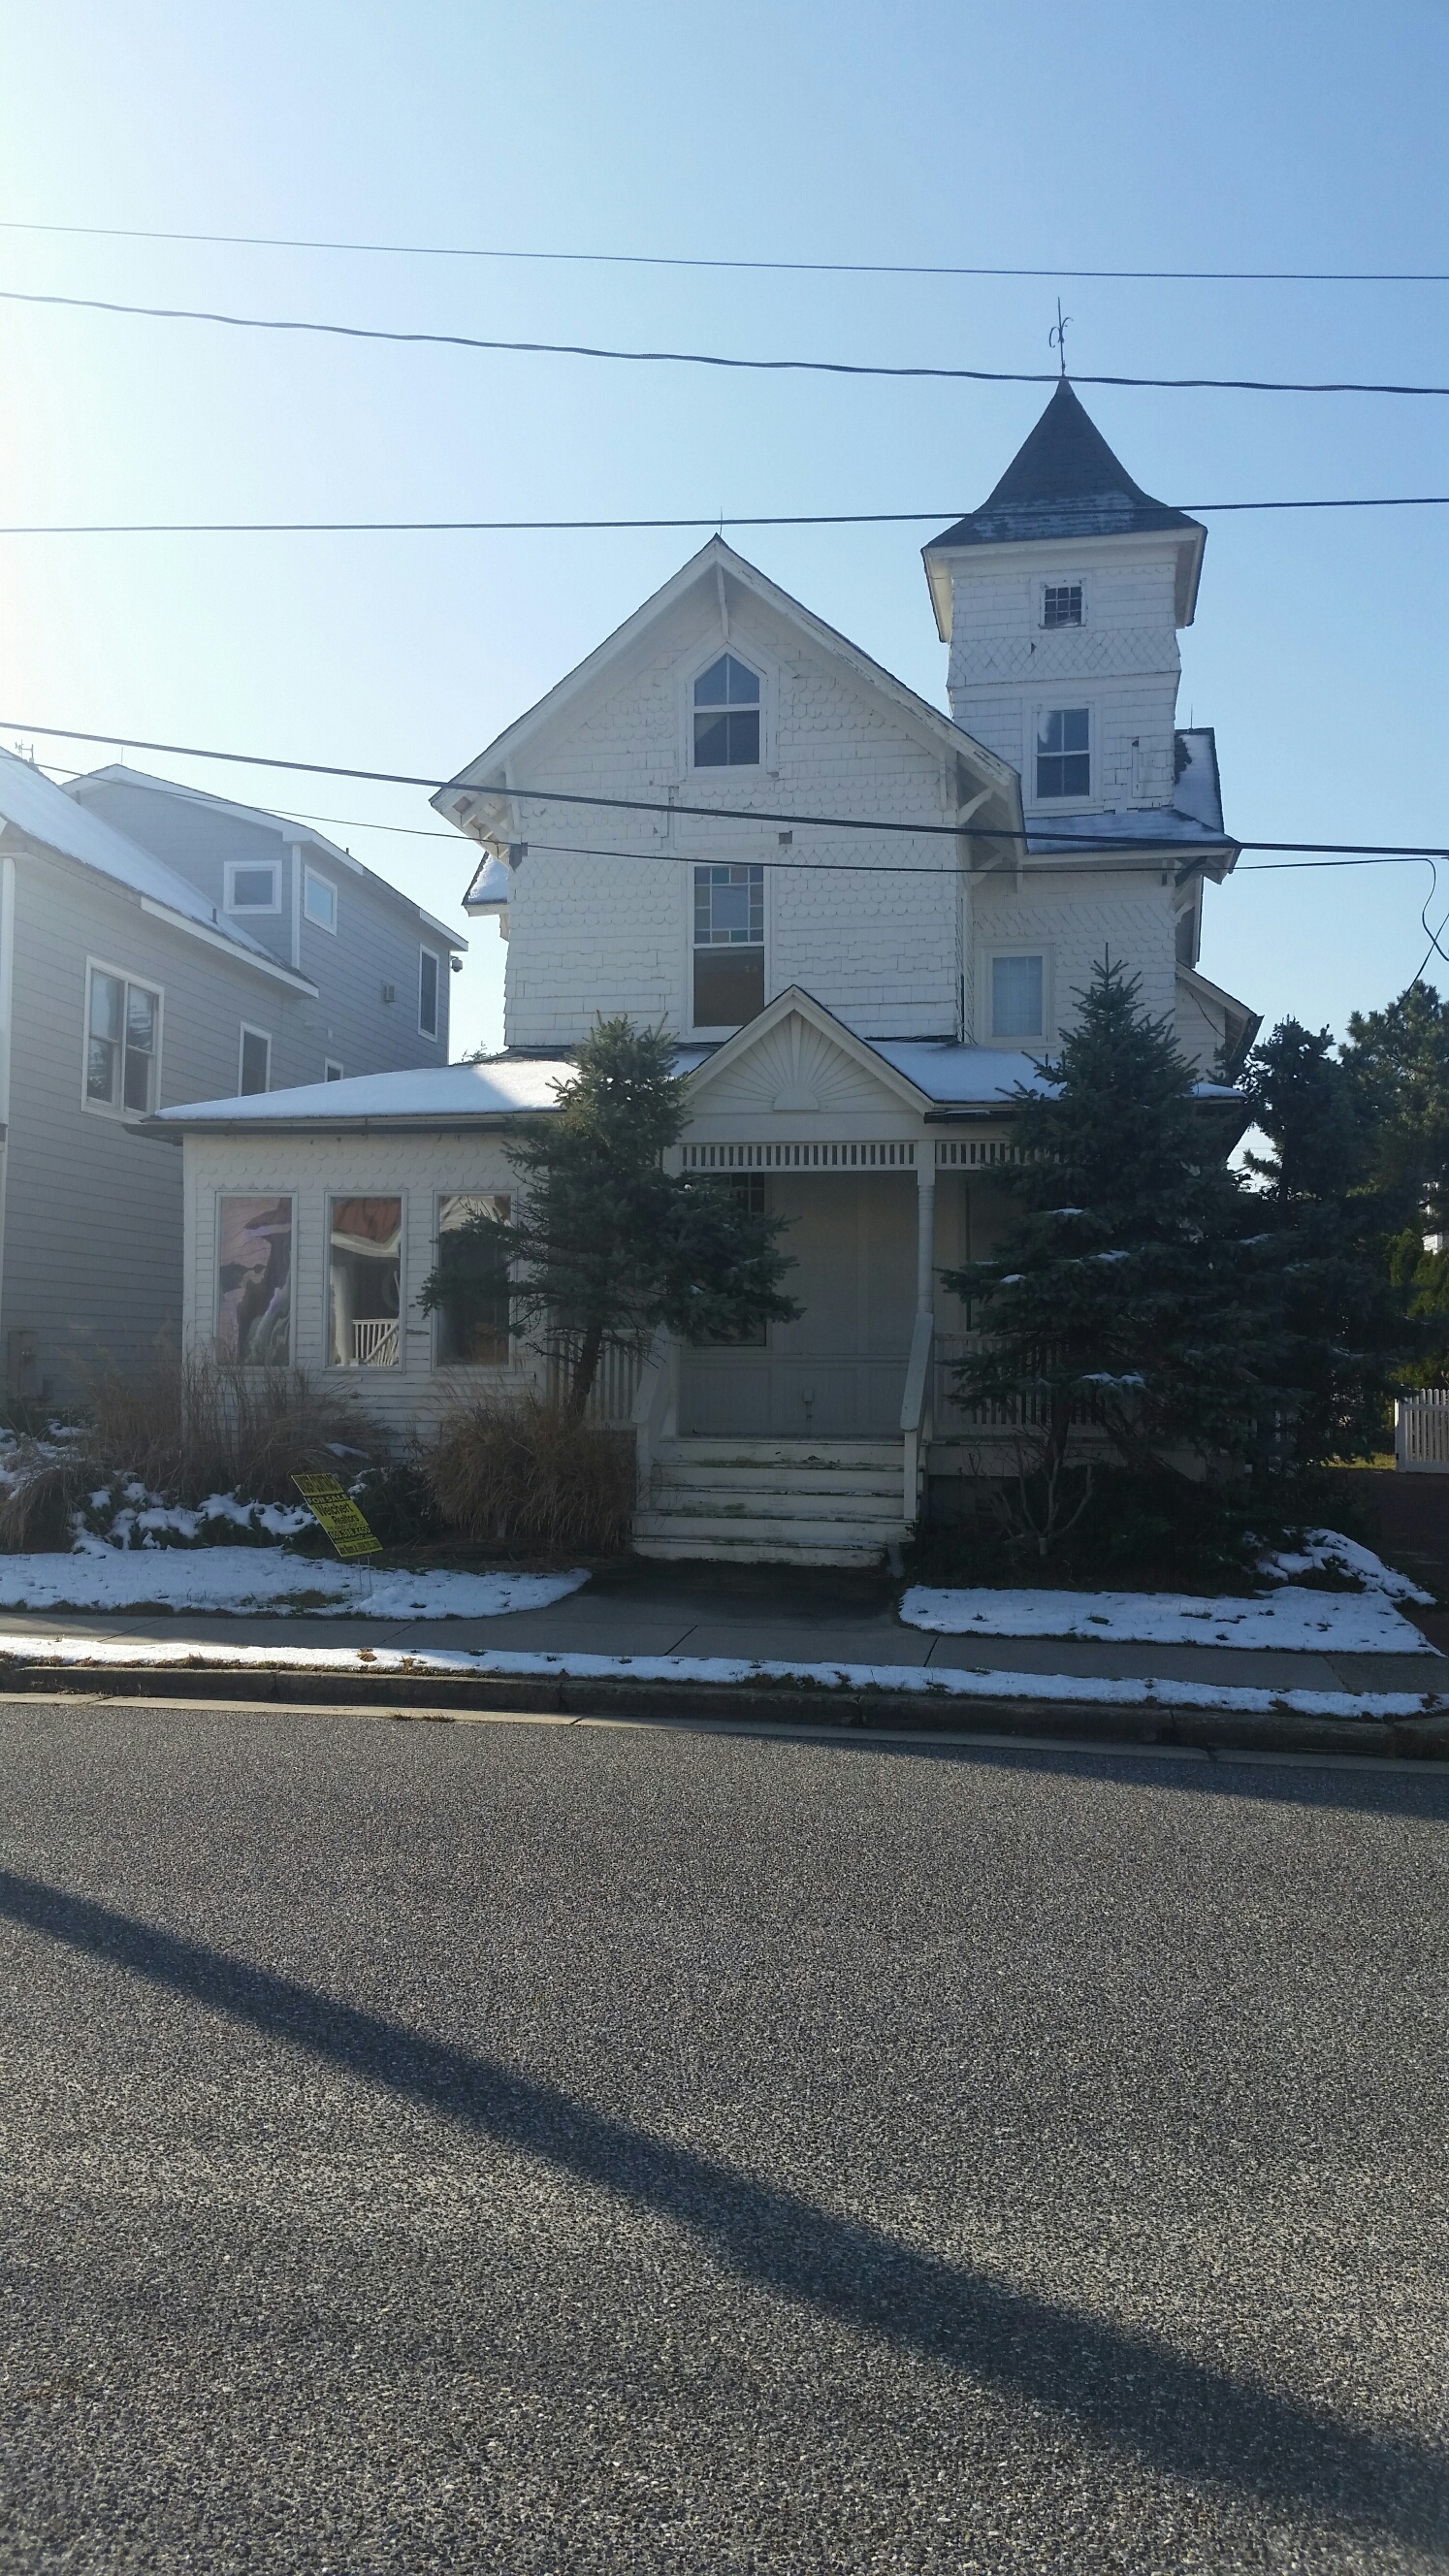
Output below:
[152,1034,1241,1135]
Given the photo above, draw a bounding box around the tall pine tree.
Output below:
[942,958,1283,1545]
[419,1016,799,1419]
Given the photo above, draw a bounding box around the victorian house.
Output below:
[159,382,1257,1562]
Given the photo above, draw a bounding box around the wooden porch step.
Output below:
[633,1534,889,1569]
[652,1463,902,1501]
[634,1507,904,1551]
[655,1438,898,1470]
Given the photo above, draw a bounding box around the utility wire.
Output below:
[8,717,1447,864]
[5,286,1449,397]
[5,496,1449,535]
[2,217,1445,285]
[33,768,1437,871]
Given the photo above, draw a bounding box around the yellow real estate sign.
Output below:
[291,1472,383,1560]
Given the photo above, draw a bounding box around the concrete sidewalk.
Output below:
[0,1556,1442,1701]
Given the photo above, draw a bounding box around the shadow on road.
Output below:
[2,1864,1442,2551]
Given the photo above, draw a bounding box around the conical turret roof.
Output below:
[926,378,1199,549]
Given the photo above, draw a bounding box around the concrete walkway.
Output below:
[0,1557,1441,1699]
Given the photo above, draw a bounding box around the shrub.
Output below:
[428,1388,635,1558]
[0,1348,388,1550]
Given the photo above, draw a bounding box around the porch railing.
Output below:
[351,1317,399,1367]
[1396,1390,1449,1473]
[546,1339,646,1427]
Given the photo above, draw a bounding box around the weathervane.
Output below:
[1048,297,1071,376]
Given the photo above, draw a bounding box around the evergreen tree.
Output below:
[941,958,1283,1543]
[1340,981,1449,1235]
[1239,1019,1409,1458]
[419,1016,799,1419]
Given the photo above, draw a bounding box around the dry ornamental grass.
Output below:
[428,1388,635,1558]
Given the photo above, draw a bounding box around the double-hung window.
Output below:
[991,953,1045,1041]
[693,863,764,1026]
[1036,706,1090,799]
[692,655,760,767]
[85,964,160,1115]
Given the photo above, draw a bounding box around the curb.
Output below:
[3,1657,1447,1762]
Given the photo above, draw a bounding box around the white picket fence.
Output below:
[1396,1390,1449,1473]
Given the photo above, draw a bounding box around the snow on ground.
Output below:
[1259,1529,1433,1602]
[0,1630,1441,1725]
[900,1564,1436,1658]
[0,1547,588,1619]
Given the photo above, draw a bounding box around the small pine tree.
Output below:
[419,1016,799,1419]
[941,957,1282,1543]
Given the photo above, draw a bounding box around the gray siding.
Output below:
[69,778,451,1083]
[0,845,317,1397]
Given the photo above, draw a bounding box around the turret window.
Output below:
[1043,584,1082,628]
[1036,707,1091,799]
[693,655,760,767]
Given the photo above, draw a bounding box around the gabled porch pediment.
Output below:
[681,988,930,1134]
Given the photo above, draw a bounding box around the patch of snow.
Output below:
[0,1630,1439,1725]
[899,1577,1435,1657]
[0,1552,589,1618]
[1260,1529,1434,1605]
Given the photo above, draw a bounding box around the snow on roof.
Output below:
[464,852,513,911]
[1171,728,1225,831]
[155,1054,577,1127]
[155,1036,1240,1131]
[0,749,282,964]
[1026,736,1233,858]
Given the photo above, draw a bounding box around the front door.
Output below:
[678,1173,916,1437]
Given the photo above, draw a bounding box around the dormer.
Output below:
[921,380,1207,817]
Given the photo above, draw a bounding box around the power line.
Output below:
[2,216,1445,285]
[28,765,1443,871]
[5,495,1449,537]
[8,717,1448,862]
[5,285,1449,397]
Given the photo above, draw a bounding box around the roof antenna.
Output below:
[1048,298,1071,377]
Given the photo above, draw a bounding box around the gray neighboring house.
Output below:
[0,753,465,1401]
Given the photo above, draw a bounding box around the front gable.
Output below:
[683,989,929,1143]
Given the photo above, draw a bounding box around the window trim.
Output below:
[679,638,775,777]
[981,943,1052,1048]
[688,859,769,1037]
[324,1187,406,1372]
[432,1190,513,1371]
[223,858,281,916]
[213,1188,297,1368]
[238,1022,272,1096]
[1029,700,1095,809]
[418,944,442,1043]
[80,956,165,1122]
[1039,577,1086,630]
[303,865,338,935]
[324,1058,344,1082]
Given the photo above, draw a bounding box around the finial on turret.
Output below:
[1048,297,1071,377]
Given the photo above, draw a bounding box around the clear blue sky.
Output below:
[2,0,1446,1058]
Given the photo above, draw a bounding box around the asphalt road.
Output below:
[2,1703,1446,2575]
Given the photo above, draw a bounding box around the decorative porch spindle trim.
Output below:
[934,1138,1023,1166]
[683,1140,917,1169]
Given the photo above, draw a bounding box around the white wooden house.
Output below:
[159,384,1257,1562]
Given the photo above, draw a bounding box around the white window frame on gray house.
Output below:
[691,860,767,1034]
[982,944,1051,1045]
[81,958,164,1119]
[238,1023,272,1095]
[324,1058,344,1082]
[433,1191,512,1368]
[1032,703,1093,803]
[303,865,338,933]
[418,945,441,1042]
[223,858,281,914]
